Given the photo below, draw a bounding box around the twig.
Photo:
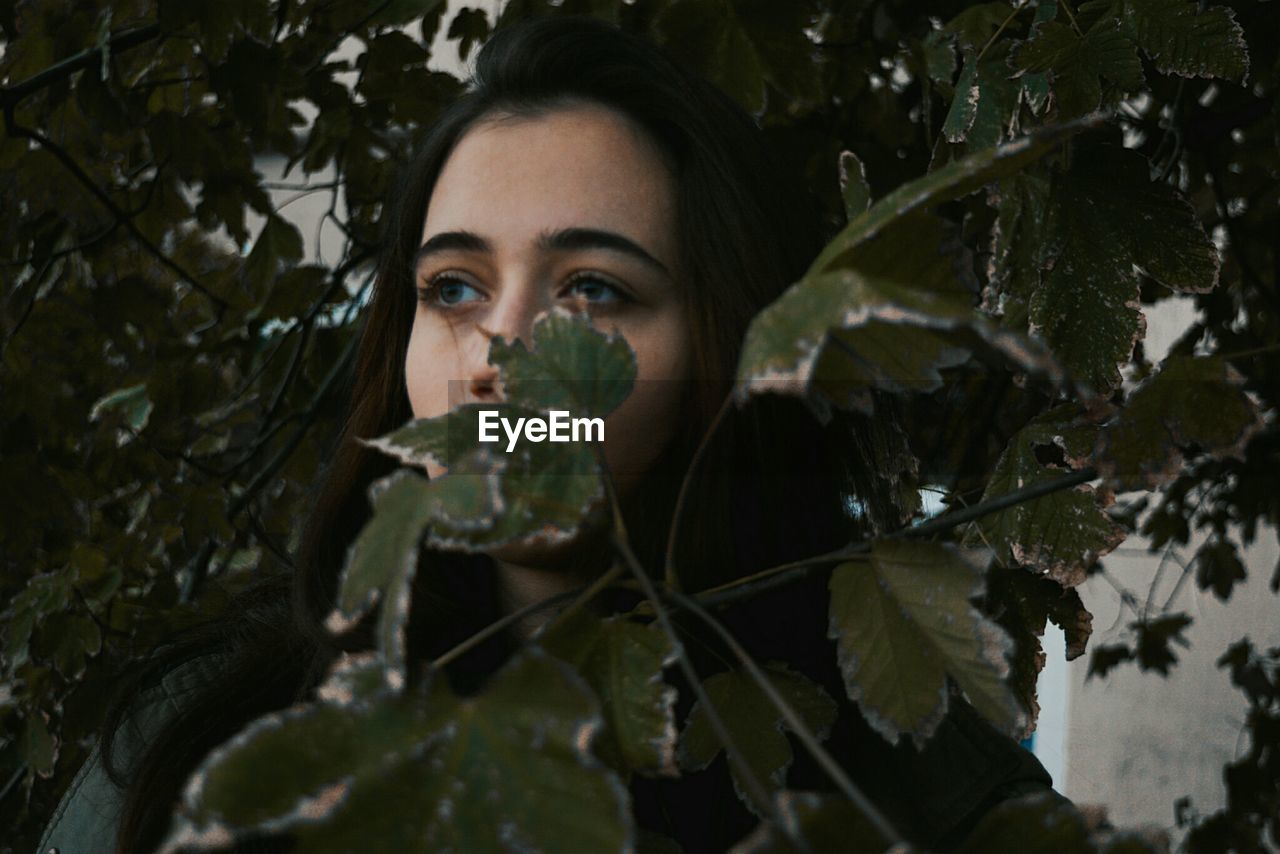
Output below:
[693,466,1100,610]
[0,23,161,108]
[663,393,734,590]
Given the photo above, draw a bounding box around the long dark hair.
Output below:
[102,15,904,852]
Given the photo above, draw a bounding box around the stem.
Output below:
[530,563,626,642]
[665,588,903,847]
[974,0,1028,65]
[663,392,734,591]
[1059,0,1085,37]
[429,586,584,672]
[0,23,162,107]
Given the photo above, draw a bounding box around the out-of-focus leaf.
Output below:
[446,7,490,62]
[540,609,679,778]
[738,210,1062,415]
[1194,535,1247,601]
[243,214,304,300]
[679,662,838,815]
[828,540,1024,744]
[88,383,153,435]
[21,711,58,779]
[729,790,895,853]
[158,648,632,853]
[838,149,870,219]
[1097,356,1262,490]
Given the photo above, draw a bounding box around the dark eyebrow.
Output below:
[412,227,672,279]
[536,228,671,278]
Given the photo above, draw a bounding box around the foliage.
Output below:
[1,0,1277,851]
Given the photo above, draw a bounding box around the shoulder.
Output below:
[37,652,231,854]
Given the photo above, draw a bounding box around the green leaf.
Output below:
[1011,17,1145,119]
[809,115,1096,275]
[968,406,1126,587]
[731,790,895,853]
[88,382,153,434]
[828,540,1024,744]
[446,7,490,62]
[20,711,57,779]
[1097,355,1262,490]
[737,210,1062,415]
[984,564,1094,735]
[488,308,637,418]
[656,0,820,116]
[837,150,870,220]
[678,662,837,815]
[324,470,444,687]
[1000,144,1219,392]
[1108,0,1249,82]
[956,790,1096,853]
[162,649,632,852]
[539,610,679,778]
[243,214,305,299]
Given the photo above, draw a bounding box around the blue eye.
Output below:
[565,274,628,304]
[419,276,483,307]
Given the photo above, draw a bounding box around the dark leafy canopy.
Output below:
[2,0,1277,851]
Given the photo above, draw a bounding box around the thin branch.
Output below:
[0,23,162,107]
[3,111,229,314]
[694,466,1100,610]
[665,588,903,846]
[663,392,733,590]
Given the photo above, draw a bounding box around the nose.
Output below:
[458,277,544,403]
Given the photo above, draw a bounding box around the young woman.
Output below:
[40,15,1061,853]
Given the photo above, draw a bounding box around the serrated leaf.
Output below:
[1097,355,1262,490]
[1014,144,1219,392]
[808,114,1097,276]
[539,609,679,777]
[161,649,632,853]
[968,407,1126,587]
[488,307,637,418]
[956,790,1097,853]
[1110,0,1249,82]
[828,540,1024,745]
[1011,17,1145,119]
[678,662,837,816]
[738,210,1063,415]
[324,469,441,688]
[984,564,1094,736]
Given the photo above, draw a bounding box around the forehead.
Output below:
[421,104,678,255]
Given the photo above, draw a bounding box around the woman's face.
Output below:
[404,103,692,533]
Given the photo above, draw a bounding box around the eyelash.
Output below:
[415,272,634,310]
